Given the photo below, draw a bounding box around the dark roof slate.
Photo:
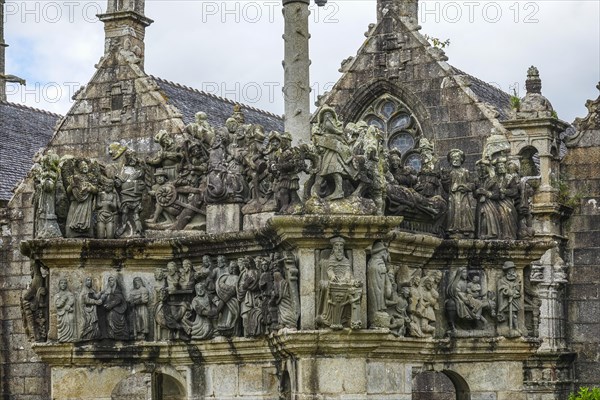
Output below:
[451,67,512,121]
[0,101,60,201]
[154,76,284,133]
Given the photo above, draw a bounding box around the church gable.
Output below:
[320,6,511,169]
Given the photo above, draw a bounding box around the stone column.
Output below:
[282,0,311,145]
[297,247,316,329]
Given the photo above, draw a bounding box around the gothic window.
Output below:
[359,94,424,171]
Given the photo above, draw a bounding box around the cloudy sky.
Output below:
[4,0,599,123]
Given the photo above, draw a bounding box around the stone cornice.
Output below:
[33,330,543,367]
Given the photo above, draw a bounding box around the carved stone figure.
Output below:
[96,178,119,239]
[414,275,438,337]
[55,278,76,342]
[215,261,241,337]
[271,132,304,213]
[179,259,195,290]
[367,241,392,328]
[34,153,62,239]
[186,282,215,340]
[497,261,522,337]
[443,149,476,239]
[474,160,502,239]
[114,149,146,238]
[351,125,386,215]
[165,261,181,293]
[205,134,230,204]
[185,111,215,146]
[507,161,535,239]
[316,237,362,330]
[311,107,356,200]
[493,157,519,240]
[146,130,183,182]
[101,276,129,340]
[22,262,48,342]
[272,270,297,329]
[237,256,262,337]
[242,125,277,214]
[65,159,98,238]
[386,284,411,337]
[129,277,149,340]
[154,288,190,340]
[79,277,102,341]
[446,268,496,334]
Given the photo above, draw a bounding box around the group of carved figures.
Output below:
[50,253,300,343]
[27,239,531,343]
[33,105,533,240]
[364,245,525,338]
[310,237,526,338]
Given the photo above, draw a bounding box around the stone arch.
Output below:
[339,79,433,138]
[518,145,540,177]
[111,371,186,400]
[412,370,470,400]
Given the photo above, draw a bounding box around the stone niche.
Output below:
[21,215,553,399]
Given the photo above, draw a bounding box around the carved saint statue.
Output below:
[79,277,103,341]
[55,278,76,342]
[497,261,522,337]
[316,237,362,330]
[215,261,241,337]
[367,241,393,328]
[101,276,129,340]
[114,150,146,238]
[187,282,215,340]
[34,153,62,239]
[129,277,150,340]
[65,160,98,238]
[443,149,476,239]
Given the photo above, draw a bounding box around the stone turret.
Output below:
[97,0,153,68]
[377,0,419,25]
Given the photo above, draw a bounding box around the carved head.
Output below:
[167,261,178,275]
[84,277,93,288]
[330,237,346,261]
[226,118,239,133]
[448,149,465,167]
[202,256,212,269]
[133,277,144,289]
[217,255,227,268]
[195,282,206,296]
[181,259,192,272]
[503,261,517,280]
[195,111,208,123]
[228,260,240,275]
[77,160,89,174]
[59,278,68,291]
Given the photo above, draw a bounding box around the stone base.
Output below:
[243,212,276,231]
[304,195,378,215]
[207,204,243,234]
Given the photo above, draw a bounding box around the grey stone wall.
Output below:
[563,144,600,388]
[1,188,51,399]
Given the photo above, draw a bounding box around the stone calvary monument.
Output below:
[1,0,598,399]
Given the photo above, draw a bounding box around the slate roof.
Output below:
[154,76,284,133]
[0,101,60,202]
[451,67,513,121]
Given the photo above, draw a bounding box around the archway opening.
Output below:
[412,370,470,400]
[111,372,185,400]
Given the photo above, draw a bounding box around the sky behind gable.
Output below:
[4,0,600,124]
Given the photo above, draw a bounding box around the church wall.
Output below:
[562,145,600,388]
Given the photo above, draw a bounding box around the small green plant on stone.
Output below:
[424,34,450,49]
[510,88,521,111]
[569,387,600,400]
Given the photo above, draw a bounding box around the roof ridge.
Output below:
[0,100,63,117]
[150,75,283,120]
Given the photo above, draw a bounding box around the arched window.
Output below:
[359,94,424,171]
